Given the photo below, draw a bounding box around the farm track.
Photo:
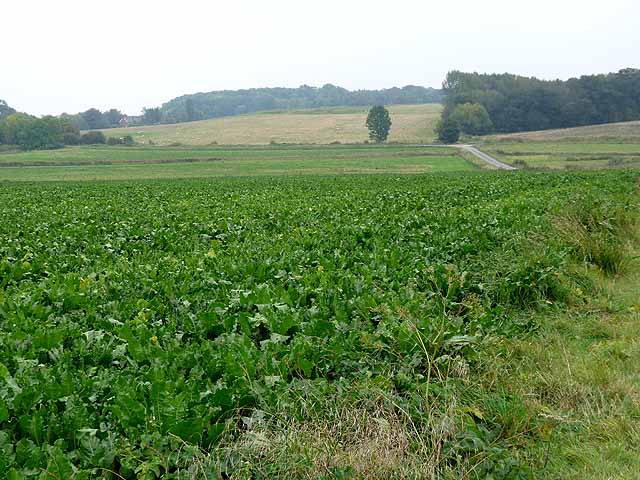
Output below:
[458,145,517,170]
[414,144,517,170]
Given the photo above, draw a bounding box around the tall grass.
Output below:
[552,194,638,275]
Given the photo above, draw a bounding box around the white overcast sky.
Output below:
[3,0,638,116]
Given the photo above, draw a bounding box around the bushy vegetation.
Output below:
[0,171,636,478]
[61,108,128,131]
[436,119,461,144]
[0,113,79,150]
[0,107,134,150]
[441,68,640,134]
[106,135,135,146]
[80,131,107,145]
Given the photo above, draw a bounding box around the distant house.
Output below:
[118,117,130,128]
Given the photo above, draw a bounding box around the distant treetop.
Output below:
[0,100,16,119]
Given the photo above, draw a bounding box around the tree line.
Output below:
[159,84,444,124]
[11,84,442,132]
[0,101,132,150]
[437,68,640,140]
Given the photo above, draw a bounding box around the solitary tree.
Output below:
[366,105,392,142]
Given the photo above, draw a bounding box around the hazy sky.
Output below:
[3,0,638,116]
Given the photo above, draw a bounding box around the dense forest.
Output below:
[440,68,640,134]
[158,84,444,124]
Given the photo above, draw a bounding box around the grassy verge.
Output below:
[485,262,640,478]
[0,145,473,181]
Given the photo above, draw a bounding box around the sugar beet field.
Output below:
[0,171,638,478]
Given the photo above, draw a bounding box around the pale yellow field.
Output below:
[99,104,442,146]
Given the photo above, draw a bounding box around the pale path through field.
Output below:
[458,145,517,170]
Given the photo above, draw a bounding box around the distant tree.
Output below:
[104,109,124,127]
[143,107,162,125]
[185,99,196,121]
[449,103,493,135]
[63,132,81,145]
[81,131,106,145]
[60,118,81,145]
[436,119,460,144]
[366,105,392,142]
[82,108,107,129]
[0,100,16,119]
[0,113,35,145]
[122,135,135,145]
[60,113,89,131]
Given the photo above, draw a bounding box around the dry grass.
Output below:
[98,104,442,146]
[225,406,437,479]
[486,121,640,143]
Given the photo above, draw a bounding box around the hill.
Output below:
[480,120,640,170]
[97,104,442,146]
[483,120,640,143]
[158,84,444,124]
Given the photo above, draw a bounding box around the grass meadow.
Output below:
[0,145,472,181]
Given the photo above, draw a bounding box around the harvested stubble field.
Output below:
[94,104,442,146]
[0,169,638,479]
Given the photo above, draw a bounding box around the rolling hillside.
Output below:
[480,120,640,170]
[485,120,640,143]
[97,104,442,146]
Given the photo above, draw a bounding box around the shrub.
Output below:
[607,158,624,167]
[553,195,637,275]
[436,119,461,144]
[512,159,529,168]
[81,131,106,145]
[63,132,81,145]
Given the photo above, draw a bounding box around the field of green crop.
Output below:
[1,170,638,478]
[0,145,470,181]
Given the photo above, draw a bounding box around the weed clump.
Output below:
[553,194,637,275]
